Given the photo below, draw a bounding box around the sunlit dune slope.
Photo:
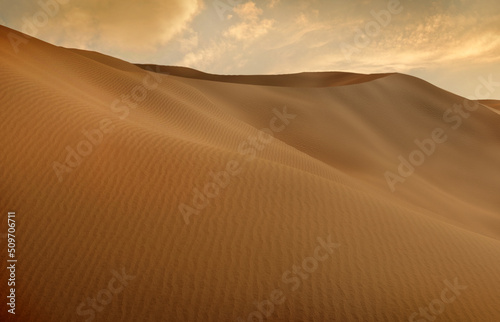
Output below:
[1,26,499,321]
[480,99,500,111]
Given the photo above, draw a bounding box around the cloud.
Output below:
[178,1,276,71]
[177,28,199,53]
[268,0,281,8]
[178,39,235,70]
[223,18,274,41]
[223,1,275,41]
[14,0,202,52]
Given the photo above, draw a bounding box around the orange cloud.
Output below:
[16,0,202,52]
[224,1,274,41]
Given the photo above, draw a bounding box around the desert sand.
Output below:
[1,25,499,321]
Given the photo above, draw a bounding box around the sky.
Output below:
[1,0,500,99]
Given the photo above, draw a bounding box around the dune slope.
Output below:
[1,26,500,321]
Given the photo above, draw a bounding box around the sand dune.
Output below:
[134,64,390,87]
[480,99,500,113]
[1,25,500,321]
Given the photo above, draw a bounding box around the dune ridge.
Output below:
[134,64,391,88]
[1,26,500,321]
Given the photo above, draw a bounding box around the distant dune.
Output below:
[1,26,499,321]
[134,63,390,87]
[480,99,500,112]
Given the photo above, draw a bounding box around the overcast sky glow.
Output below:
[1,0,499,99]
